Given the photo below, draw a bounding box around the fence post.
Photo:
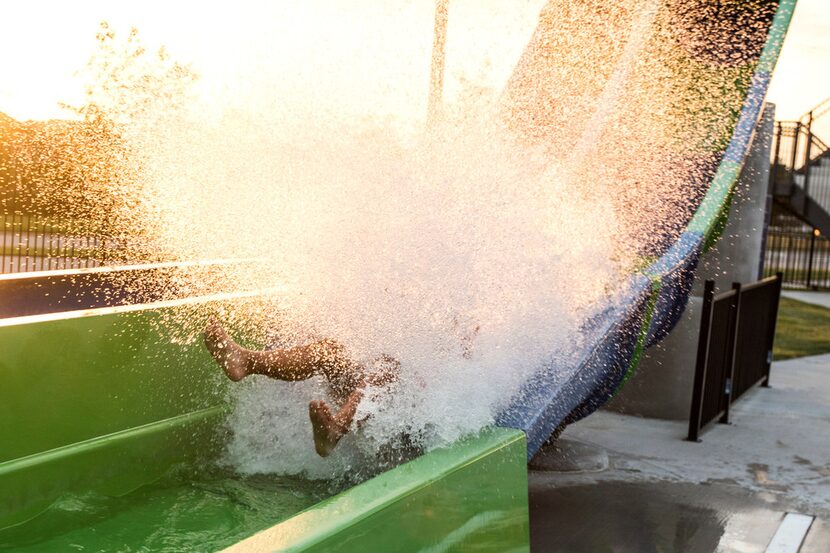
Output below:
[1,213,6,273]
[789,122,801,188]
[763,272,784,387]
[719,282,742,425]
[688,280,716,442]
[771,121,782,189]
[427,0,449,128]
[807,228,817,289]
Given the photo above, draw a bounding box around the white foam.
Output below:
[194,113,624,477]
[72,9,633,478]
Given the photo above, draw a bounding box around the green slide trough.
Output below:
[0,296,529,551]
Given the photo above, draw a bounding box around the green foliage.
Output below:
[1,23,196,244]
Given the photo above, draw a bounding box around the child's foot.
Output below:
[309,400,346,457]
[204,319,248,382]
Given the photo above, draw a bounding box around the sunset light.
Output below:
[0,1,545,126]
[1,2,828,551]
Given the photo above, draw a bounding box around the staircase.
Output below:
[770,115,830,236]
[764,99,830,290]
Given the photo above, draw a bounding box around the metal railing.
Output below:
[0,212,141,274]
[766,99,830,289]
[770,120,830,213]
[764,227,830,289]
[687,274,782,442]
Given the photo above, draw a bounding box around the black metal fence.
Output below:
[765,108,830,290]
[0,212,138,274]
[764,227,830,289]
[687,274,782,442]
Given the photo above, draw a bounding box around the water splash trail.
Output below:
[567,0,660,166]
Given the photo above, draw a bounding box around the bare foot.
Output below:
[204,319,248,382]
[309,400,347,457]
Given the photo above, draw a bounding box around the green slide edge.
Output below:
[688,0,796,247]
[222,427,530,553]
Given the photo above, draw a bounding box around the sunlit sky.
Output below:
[0,1,543,126]
[765,0,830,133]
[0,0,827,131]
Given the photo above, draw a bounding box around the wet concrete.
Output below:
[529,354,830,551]
[801,518,830,553]
[529,480,785,552]
[528,438,609,473]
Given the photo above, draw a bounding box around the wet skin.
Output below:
[204,320,397,456]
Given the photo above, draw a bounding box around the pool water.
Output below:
[0,466,336,552]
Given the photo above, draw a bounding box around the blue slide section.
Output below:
[497,276,652,455]
[643,232,705,348]
[496,1,795,459]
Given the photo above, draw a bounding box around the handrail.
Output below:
[803,95,830,123]
[773,120,829,170]
[770,116,830,238]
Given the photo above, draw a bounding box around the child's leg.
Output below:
[308,389,363,457]
[205,320,323,382]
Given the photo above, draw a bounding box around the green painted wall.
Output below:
[0,304,231,529]
[1,304,531,552]
[223,427,530,553]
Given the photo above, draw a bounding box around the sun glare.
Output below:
[1,1,547,126]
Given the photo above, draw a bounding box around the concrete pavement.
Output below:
[529,353,830,552]
[782,290,830,310]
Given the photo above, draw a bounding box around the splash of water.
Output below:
[142,102,622,476]
[70,17,619,475]
[14,0,776,477]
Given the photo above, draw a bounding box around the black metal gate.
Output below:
[687,274,782,442]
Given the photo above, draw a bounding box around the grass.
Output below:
[773,296,830,360]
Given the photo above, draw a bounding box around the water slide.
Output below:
[499,0,795,455]
[0,1,796,551]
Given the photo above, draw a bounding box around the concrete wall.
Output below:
[607,104,776,420]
